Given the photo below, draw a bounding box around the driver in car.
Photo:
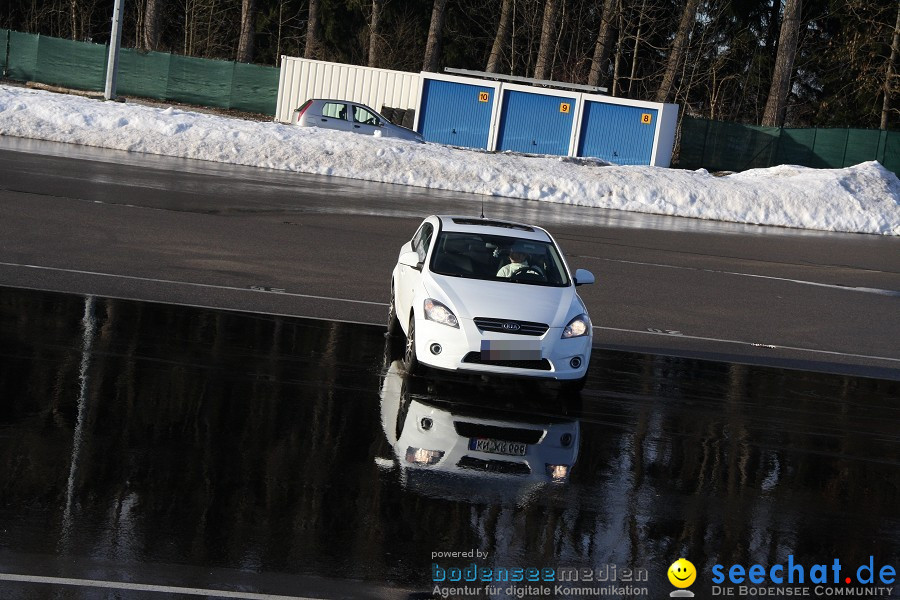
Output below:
[496,242,531,278]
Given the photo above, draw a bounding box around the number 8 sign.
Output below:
[641,113,652,125]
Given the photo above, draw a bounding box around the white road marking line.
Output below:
[0,262,386,306]
[586,256,900,297]
[0,573,323,599]
[596,326,900,364]
[0,261,896,365]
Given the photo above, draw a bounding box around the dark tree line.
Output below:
[3,0,898,129]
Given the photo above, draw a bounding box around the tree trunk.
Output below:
[881,3,900,130]
[654,0,700,103]
[237,0,257,63]
[422,0,449,72]
[627,0,646,96]
[70,0,77,39]
[762,0,802,127]
[304,0,322,59]
[587,0,616,87]
[368,0,383,67]
[142,0,165,51]
[486,0,513,73]
[533,0,560,80]
[611,5,624,96]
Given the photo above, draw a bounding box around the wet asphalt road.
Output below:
[0,136,899,378]
[0,287,898,599]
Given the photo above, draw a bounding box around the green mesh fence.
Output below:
[230,62,279,114]
[679,116,900,177]
[7,31,39,82]
[5,31,278,115]
[166,54,234,108]
[118,49,171,100]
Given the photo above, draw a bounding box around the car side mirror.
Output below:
[574,269,595,286]
[399,251,423,271]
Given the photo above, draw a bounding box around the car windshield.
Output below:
[429,232,570,287]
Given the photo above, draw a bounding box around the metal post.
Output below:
[104,0,124,100]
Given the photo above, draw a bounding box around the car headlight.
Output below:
[546,464,570,480]
[561,314,591,338]
[406,447,445,465]
[424,298,459,328]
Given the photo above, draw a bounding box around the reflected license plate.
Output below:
[469,437,527,456]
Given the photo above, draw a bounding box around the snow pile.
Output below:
[1,84,898,235]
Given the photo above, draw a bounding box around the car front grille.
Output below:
[474,317,549,336]
[462,352,552,371]
[457,456,531,475]
[454,422,544,444]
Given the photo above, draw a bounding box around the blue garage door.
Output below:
[578,102,658,165]
[496,90,576,156]
[418,79,494,149]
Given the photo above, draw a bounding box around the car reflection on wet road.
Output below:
[0,286,897,600]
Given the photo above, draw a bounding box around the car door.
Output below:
[315,101,353,132]
[350,104,385,136]
[397,221,433,323]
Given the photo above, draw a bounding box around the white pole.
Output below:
[104,0,124,100]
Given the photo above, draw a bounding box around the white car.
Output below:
[293,98,423,142]
[389,216,595,390]
[377,359,580,503]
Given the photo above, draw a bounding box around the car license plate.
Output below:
[480,339,541,360]
[469,437,527,456]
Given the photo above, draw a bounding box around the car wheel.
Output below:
[403,316,420,375]
[387,284,401,337]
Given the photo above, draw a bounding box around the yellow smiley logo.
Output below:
[668,558,696,588]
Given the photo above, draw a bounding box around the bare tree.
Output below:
[368,0,384,67]
[610,4,624,96]
[237,0,257,62]
[142,0,165,51]
[486,0,514,73]
[70,0,77,39]
[762,0,802,126]
[423,0,449,72]
[626,0,648,96]
[533,0,560,80]
[587,0,617,87]
[655,0,700,103]
[882,3,900,130]
[304,0,322,59]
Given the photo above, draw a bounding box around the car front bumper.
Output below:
[414,317,591,380]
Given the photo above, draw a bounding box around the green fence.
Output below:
[678,116,900,177]
[2,30,278,115]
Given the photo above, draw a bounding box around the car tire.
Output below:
[402,316,420,375]
[387,284,401,337]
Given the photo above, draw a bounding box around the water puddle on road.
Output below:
[0,287,897,599]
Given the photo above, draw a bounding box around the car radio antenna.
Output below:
[480,196,486,219]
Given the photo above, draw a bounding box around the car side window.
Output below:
[353,106,381,126]
[322,103,348,120]
[415,223,434,262]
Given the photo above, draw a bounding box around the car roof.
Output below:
[311,98,368,106]
[435,215,552,241]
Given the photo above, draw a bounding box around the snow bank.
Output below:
[1,84,898,235]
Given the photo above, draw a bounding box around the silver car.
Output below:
[293,98,423,142]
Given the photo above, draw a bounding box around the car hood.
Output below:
[384,122,423,142]
[426,274,577,326]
